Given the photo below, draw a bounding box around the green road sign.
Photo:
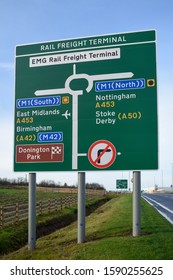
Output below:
[14,30,158,172]
[116,179,128,189]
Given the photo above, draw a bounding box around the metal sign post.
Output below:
[78,172,86,243]
[28,173,36,250]
[132,171,141,236]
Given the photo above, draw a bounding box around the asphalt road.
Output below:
[142,193,173,224]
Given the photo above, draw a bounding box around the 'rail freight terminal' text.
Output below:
[40,35,127,51]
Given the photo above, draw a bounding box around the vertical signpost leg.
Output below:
[28,173,36,250]
[78,172,86,243]
[133,171,141,237]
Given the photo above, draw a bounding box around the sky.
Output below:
[0,0,173,191]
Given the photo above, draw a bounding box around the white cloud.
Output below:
[0,62,14,71]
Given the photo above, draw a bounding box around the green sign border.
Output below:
[14,30,158,172]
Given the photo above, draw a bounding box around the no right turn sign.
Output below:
[88,140,116,169]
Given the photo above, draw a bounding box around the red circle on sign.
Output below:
[88,140,116,169]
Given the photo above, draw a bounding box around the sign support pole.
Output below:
[132,171,141,236]
[78,172,86,243]
[28,172,36,250]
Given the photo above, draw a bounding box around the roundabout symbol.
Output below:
[88,140,116,169]
[34,64,131,170]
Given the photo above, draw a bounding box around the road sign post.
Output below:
[28,173,36,250]
[133,171,141,236]
[78,172,86,243]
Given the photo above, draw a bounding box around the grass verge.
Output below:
[0,196,111,256]
[1,194,173,260]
